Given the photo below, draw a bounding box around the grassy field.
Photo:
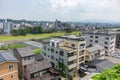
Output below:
[33,48,42,54]
[0,31,80,42]
[0,43,26,50]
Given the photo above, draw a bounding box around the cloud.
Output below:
[0,0,120,22]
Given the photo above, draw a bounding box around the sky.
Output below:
[0,0,120,22]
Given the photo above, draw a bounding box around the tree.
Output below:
[64,27,73,35]
[11,29,19,36]
[92,64,120,80]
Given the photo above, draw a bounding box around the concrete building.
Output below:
[0,22,3,32]
[83,30,116,55]
[53,19,62,30]
[116,33,120,49]
[85,44,105,62]
[42,35,86,76]
[0,51,18,80]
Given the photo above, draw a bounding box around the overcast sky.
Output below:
[0,0,120,22]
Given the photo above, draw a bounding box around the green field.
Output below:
[33,48,42,54]
[0,43,26,50]
[0,31,80,42]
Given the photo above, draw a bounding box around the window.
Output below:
[56,58,58,62]
[10,75,14,79]
[8,64,14,70]
[71,44,75,47]
[90,40,92,42]
[43,46,46,50]
[52,42,55,46]
[104,42,108,44]
[95,40,98,43]
[95,36,98,38]
[51,56,54,60]
[60,51,64,56]
[105,37,109,40]
[51,48,54,52]
[104,46,108,49]
[48,48,50,51]
[79,56,84,62]
[80,44,85,48]
[56,51,58,54]
[90,36,93,38]
[44,53,46,56]
[79,50,84,56]
[68,60,76,65]
[0,78,4,80]
[68,52,75,57]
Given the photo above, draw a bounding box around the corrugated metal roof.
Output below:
[0,51,18,63]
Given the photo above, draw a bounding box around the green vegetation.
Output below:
[11,26,43,36]
[33,48,42,54]
[92,64,120,80]
[56,61,69,77]
[0,31,80,42]
[64,27,73,35]
[0,43,26,50]
[72,72,78,78]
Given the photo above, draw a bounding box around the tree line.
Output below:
[11,26,75,36]
[11,26,43,36]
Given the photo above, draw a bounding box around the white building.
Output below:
[0,22,3,29]
[83,30,116,56]
[42,35,86,75]
[3,19,11,34]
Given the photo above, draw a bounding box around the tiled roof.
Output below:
[31,73,56,80]
[15,47,35,57]
[0,51,18,63]
[28,60,52,74]
[96,59,115,72]
[88,59,115,72]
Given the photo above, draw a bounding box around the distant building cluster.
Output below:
[0,19,120,34]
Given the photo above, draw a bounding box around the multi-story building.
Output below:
[13,47,36,77]
[83,30,116,55]
[14,47,57,80]
[0,22,3,32]
[116,33,120,49]
[85,44,105,62]
[0,51,18,80]
[42,35,86,75]
[3,19,11,34]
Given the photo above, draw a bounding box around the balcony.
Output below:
[68,55,77,61]
[68,63,77,69]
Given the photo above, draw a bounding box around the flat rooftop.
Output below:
[84,30,117,35]
[59,46,76,51]
[58,35,85,41]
